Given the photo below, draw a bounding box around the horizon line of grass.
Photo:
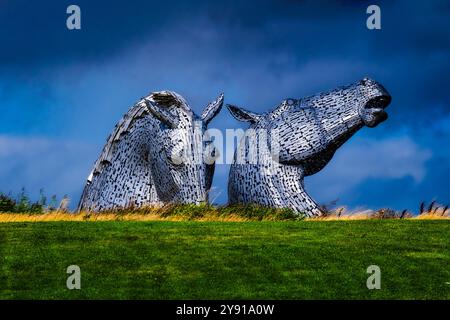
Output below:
[2,189,449,220]
[0,203,448,223]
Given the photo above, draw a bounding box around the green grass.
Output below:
[0,220,448,299]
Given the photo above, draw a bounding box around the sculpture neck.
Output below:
[228,162,321,216]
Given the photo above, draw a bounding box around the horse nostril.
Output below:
[365,95,391,109]
[380,95,392,107]
[374,95,391,108]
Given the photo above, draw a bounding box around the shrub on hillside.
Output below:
[0,189,57,214]
[0,193,15,212]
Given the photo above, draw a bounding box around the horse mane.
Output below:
[87,99,150,182]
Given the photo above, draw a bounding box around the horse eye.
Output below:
[168,146,185,166]
[168,154,184,166]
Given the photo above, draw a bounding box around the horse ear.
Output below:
[201,93,224,125]
[144,91,181,128]
[226,104,261,123]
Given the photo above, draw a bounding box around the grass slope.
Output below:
[0,220,448,299]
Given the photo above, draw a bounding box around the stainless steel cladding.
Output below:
[227,78,391,217]
[78,91,224,211]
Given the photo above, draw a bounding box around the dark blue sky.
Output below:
[1,0,449,212]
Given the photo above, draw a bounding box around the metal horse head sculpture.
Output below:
[227,78,391,216]
[78,91,224,211]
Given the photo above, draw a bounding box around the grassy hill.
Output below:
[0,220,448,299]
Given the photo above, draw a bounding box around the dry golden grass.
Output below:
[0,206,448,223]
[0,211,260,223]
[413,212,450,220]
[315,206,449,221]
[315,213,450,221]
